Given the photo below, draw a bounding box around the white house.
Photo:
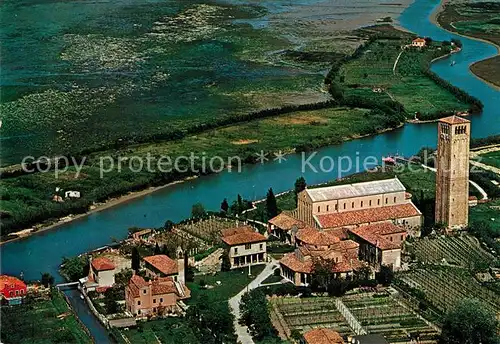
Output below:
[84,256,116,292]
[65,190,81,199]
[221,226,267,269]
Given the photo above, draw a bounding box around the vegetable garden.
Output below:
[176,216,239,245]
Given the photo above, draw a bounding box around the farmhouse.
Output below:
[302,328,344,344]
[125,274,190,318]
[221,225,267,269]
[0,275,27,305]
[412,37,426,48]
[279,227,364,286]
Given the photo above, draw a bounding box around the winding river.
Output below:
[1,0,499,341]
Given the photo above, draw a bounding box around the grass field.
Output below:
[339,38,469,115]
[0,290,92,344]
[479,150,500,169]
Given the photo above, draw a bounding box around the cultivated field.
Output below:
[479,150,500,169]
[270,297,353,337]
[341,292,439,343]
[176,217,239,245]
[399,267,500,316]
[408,235,497,268]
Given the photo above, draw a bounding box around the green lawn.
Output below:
[339,39,469,115]
[479,150,500,169]
[187,265,266,304]
[0,289,92,344]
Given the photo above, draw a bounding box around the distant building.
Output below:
[280,227,363,286]
[0,275,27,305]
[125,274,190,318]
[221,226,267,269]
[85,256,116,292]
[468,196,478,207]
[435,115,470,229]
[64,190,81,199]
[143,254,184,284]
[411,38,426,48]
[302,328,344,344]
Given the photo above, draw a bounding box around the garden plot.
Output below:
[410,235,497,267]
[270,297,353,337]
[399,267,500,315]
[177,217,239,244]
[341,292,439,343]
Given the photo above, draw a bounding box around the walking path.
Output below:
[228,259,279,344]
[393,46,407,75]
[470,146,500,176]
[421,164,488,200]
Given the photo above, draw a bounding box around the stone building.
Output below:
[435,115,470,229]
[221,226,267,269]
[142,253,185,284]
[295,178,422,230]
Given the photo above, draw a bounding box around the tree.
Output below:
[186,294,237,344]
[311,258,337,291]
[221,249,231,272]
[266,188,278,219]
[451,38,462,48]
[240,289,278,340]
[377,265,394,286]
[154,243,161,255]
[191,203,206,218]
[131,247,140,272]
[439,299,498,344]
[104,288,120,314]
[424,37,433,45]
[164,220,174,231]
[220,198,229,213]
[40,272,54,288]
[61,256,89,281]
[294,177,307,206]
[329,82,344,101]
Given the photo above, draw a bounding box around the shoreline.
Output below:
[430,0,500,90]
[0,176,198,246]
[1,123,406,245]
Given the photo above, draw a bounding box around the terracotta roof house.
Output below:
[143,255,185,284]
[268,212,306,244]
[84,256,116,292]
[303,328,344,344]
[0,275,27,305]
[411,37,426,47]
[349,223,407,270]
[279,228,364,286]
[221,226,267,269]
[125,274,190,318]
[131,228,154,241]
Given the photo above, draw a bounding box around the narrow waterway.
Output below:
[1,0,498,341]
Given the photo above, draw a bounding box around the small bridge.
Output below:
[55,281,79,290]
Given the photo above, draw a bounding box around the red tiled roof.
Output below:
[143,255,178,276]
[349,223,406,250]
[413,38,426,43]
[268,212,305,231]
[296,227,340,246]
[91,257,116,271]
[0,275,26,289]
[221,226,266,246]
[127,275,180,298]
[315,203,421,229]
[439,115,470,125]
[303,328,344,344]
[280,252,313,274]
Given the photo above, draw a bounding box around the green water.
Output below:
[1,0,323,165]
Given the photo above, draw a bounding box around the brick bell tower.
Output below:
[435,115,470,229]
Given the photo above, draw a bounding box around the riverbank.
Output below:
[432,0,500,88]
[0,177,198,246]
[1,25,481,239]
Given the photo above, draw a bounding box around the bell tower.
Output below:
[435,115,470,229]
